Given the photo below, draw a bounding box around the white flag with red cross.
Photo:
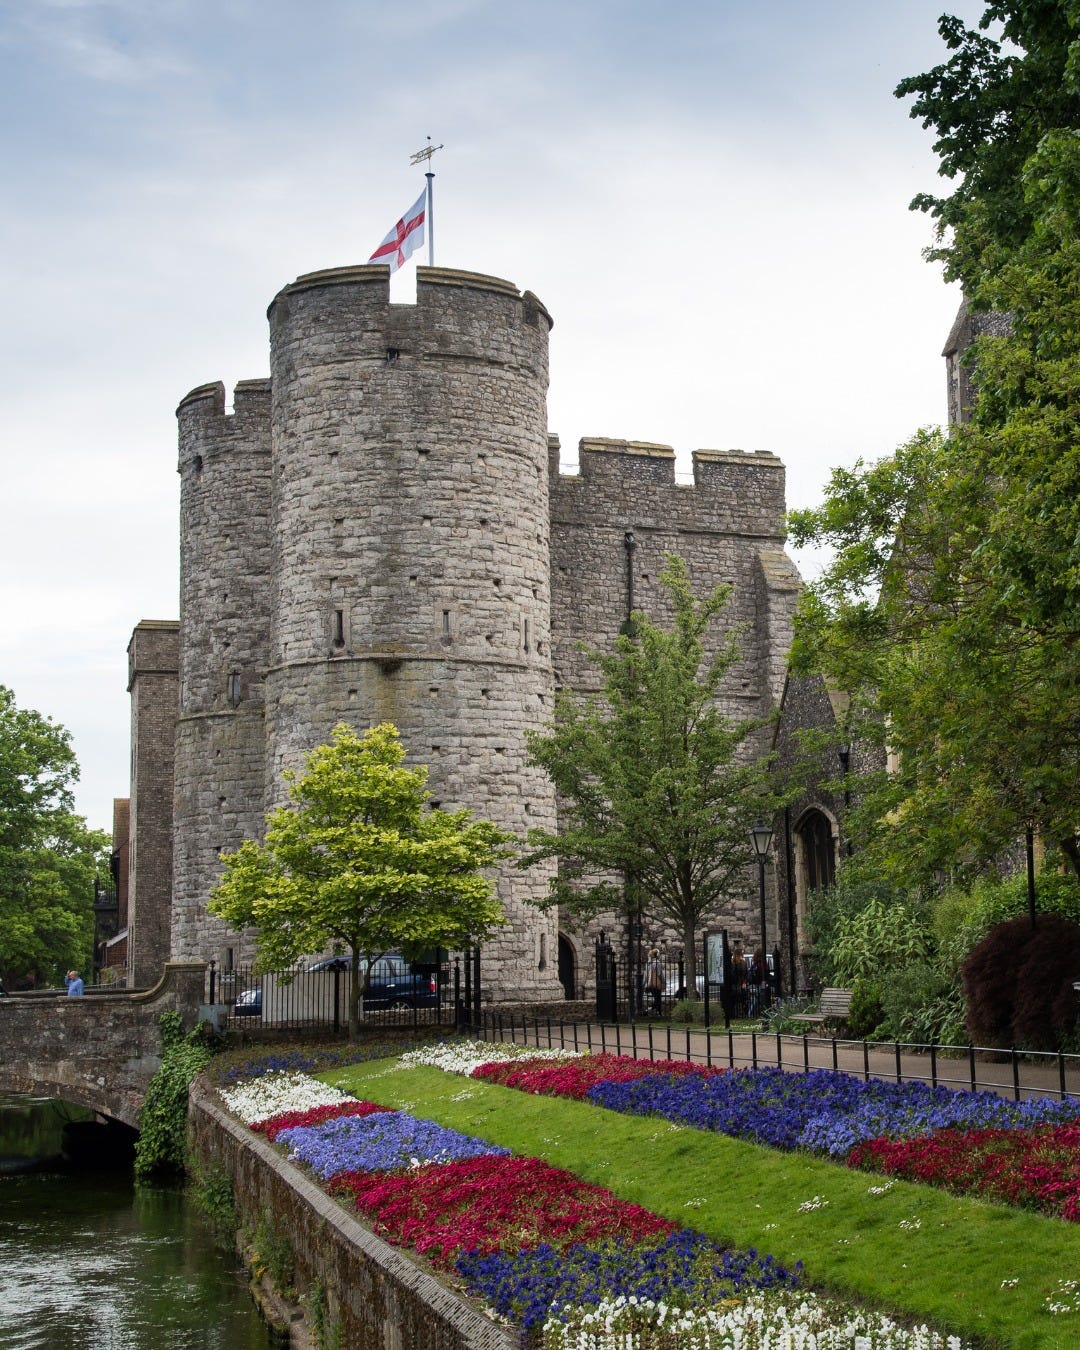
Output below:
[368,190,426,272]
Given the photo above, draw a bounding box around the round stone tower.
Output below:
[263,264,563,1001]
[173,377,272,966]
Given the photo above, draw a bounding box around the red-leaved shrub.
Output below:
[963,913,1080,1050]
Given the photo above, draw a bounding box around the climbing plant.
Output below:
[134,1011,216,1178]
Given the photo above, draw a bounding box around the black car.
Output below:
[308,953,439,1010]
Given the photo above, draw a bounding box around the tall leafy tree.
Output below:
[209,722,510,1037]
[790,3,1080,883]
[0,685,108,987]
[521,556,786,991]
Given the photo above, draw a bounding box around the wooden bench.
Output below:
[791,987,853,1030]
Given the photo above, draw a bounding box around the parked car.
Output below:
[232,986,262,1017]
[233,953,438,1018]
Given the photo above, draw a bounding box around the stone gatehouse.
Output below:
[124,263,800,1000]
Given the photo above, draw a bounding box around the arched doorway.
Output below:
[557,934,576,1000]
[794,807,838,947]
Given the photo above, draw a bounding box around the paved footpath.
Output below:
[478,1016,1080,1103]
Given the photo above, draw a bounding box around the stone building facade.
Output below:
[125,263,800,999]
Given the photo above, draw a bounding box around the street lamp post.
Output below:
[750,819,774,1008]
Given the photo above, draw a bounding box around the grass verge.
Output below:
[323,1057,1078,1349]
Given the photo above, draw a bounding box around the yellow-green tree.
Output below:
[209,722,510,1036]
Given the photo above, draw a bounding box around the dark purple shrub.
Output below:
[963,913,1080,1050]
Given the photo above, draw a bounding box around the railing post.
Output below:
[802,1034,809,1074]
[862,1039,870,1083]
[208,960,216,1006]
[930,1042,937,1090]
[895,1042,902,1084]
[969,1044,977,1093]
[1060,1049,1068,1102]
[1012,1047,1021,1101]
[751,1032,758,1071]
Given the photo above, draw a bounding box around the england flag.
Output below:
[369,190,426,272]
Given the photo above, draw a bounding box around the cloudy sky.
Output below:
[1,0,984,831]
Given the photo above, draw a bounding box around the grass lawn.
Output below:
[323,1057,1080,1349]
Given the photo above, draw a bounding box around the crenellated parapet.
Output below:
[550,437,794,716]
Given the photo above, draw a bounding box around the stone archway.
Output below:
[557,934,577,1000]
[793,806,839,949]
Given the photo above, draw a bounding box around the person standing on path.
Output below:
[65,970,84,997]
[644,948,663,1016]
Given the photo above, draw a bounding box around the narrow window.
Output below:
[523,618,531,652]
[442,610,451,637]
[227,671,241,706]
[332,610,344,648]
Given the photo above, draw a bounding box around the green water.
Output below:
[0,1094,273,1350]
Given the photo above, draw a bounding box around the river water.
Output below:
[0,1093,273,1350]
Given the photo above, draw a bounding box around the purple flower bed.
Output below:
[588,1066,1080,1157]
[277,1110,510,1179]
[455,1230,802,1331]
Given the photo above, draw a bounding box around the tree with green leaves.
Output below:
[0,684,108,988]
[209,722,510,1037]
[789,4,1080,885]
[788,427,1080,884]
[521,556,787,993]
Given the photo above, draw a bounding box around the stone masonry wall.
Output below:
[127,621,179,987]
[549,439,801,986]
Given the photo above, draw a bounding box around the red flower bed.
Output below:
[252,1099,392,1142]
[330,1153,676,1267]
[473,1052,723,1099]
[848,1121,1080,1222]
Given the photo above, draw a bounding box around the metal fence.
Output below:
[207,960,457,1033]
[464,1011,1080,1103]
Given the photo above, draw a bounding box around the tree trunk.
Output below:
[682,918,697,997]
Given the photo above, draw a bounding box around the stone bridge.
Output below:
[0,963,207,1127]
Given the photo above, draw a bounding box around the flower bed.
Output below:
[455,1230,801,1331]
[587,1065,1080,1157]
[473,1051,721,1099]
[848,1120,1080,1222]
[252,1098,392,1143]
[397,1039,580,1076]
[542,1291,969,1349]
[277,1110,510,1179]
[331,1154,676,1267]
[219,1070,351,1124]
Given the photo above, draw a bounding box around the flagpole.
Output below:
[426,170,434,267]
[410,138,443,269]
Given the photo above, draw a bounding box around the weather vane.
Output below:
[409,138,443,266]
[410,138,443,167]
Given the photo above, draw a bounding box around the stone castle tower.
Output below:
[125,263,800,998]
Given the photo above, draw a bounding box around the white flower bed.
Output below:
[396,1039,581,1076]
[543,1292,970,1349]
[218,1071,350,1124]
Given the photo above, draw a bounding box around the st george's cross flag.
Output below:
[368,190,426,272]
